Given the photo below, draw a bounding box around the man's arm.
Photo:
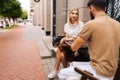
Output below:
[71,37,85,51]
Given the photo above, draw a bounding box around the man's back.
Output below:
[85,15,120,77]
[58,0,120,80]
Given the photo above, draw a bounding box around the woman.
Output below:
[48,8,84,79]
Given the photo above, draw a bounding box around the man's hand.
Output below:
[64,40,72,46]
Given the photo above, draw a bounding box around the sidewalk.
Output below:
[22,24,53,58]
[0,25,46,80]
[21,23,63,80]
[21,24,57,79]
[0,24,62,80]
[21,24,63,80]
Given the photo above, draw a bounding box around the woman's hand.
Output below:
[60,37,66,44]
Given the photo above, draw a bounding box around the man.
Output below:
[58,0,120,80]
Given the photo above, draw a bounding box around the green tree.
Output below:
[0,14,2,19]
[0,0,22,25]
[21,10,28,20]
[0,0,9,15]
[10,0,22,24]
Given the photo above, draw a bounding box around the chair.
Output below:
[74,60,120,80]
[74,67,98,80]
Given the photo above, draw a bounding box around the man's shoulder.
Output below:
[111,18,120,25]
[84,20,95,26]
[105,16,120,26]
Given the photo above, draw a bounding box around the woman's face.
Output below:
[70,10,78,22]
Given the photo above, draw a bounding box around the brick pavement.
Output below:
[0,24,64,80]
[0,26,46,80]
[21,24,63,80]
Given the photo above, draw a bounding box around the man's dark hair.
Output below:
[87,0,107,11]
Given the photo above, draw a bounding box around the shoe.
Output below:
[48,70,58,79]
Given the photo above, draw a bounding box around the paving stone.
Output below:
[0,26,46,80]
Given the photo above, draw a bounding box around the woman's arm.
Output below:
[60,33,73,45]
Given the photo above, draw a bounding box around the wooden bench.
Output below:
[74,60,120,80]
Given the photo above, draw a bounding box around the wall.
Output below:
[68,0,90,23]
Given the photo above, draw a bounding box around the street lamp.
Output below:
[33,0,40,26]
[30,9,34,26]
[34,0,40,3]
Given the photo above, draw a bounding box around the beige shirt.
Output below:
[79,12,120,77]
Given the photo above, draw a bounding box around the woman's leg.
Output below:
[48,48,63,78]
[61,52,67,68]
[54,49,61,71]
[48,48,68,79]
[54,48,67,71]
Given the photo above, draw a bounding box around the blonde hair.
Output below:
[67,8,80,25]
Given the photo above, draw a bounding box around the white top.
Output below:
[64,21,84,38]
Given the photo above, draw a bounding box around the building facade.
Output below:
[30,0,120,39]
[30,0,91,37]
